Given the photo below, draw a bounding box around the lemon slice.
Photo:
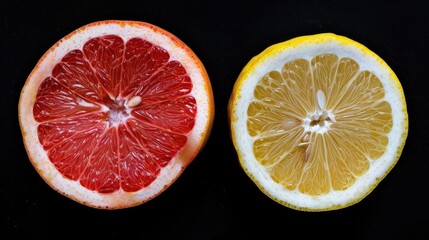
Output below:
[228,33,408,211]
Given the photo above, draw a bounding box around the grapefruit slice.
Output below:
[18,20,214,209]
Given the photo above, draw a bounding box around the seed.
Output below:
[316,89,326,110]
[303,132,310,142]
[126,96,142,108]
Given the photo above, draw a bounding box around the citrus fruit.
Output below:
[18,20,214,209]
[228,33,408,211]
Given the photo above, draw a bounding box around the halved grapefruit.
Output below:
[18,20,214,209]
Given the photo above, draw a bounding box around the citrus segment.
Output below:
[229,33,408,211]
[19,20,214,209]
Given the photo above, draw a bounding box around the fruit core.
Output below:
[104,96,142,127]
[303,90,335,134]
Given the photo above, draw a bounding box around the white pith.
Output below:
[231,35,408,210]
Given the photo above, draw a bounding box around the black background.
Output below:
[2,0,428,239]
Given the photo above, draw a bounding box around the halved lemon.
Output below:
[228,33,408,211]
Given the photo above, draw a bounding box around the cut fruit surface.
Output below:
[228,33,408,211]
[19,20,214,209]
